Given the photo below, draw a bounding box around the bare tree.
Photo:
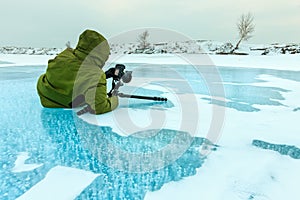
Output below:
[232,13,255,53]
[137,30,150,50]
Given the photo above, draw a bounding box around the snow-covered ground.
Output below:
[1,51,300,200]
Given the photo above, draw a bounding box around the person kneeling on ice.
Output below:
[37,29,123,114]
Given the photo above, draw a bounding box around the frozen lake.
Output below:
[1,61,300,199]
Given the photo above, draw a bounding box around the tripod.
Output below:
[77,80,167,115]
[109,79,167,101]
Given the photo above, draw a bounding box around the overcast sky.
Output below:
[0,0,299,47]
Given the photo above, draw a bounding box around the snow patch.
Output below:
[12,152,43,173]
[16,166,100,200]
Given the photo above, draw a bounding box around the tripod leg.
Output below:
[118,93,167,101]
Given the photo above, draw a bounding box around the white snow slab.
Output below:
[145,147,300,200]
[12,152,43,173]
[77,85,213,138]
[16,166,100,200]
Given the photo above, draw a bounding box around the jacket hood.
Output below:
[74,29,110,68]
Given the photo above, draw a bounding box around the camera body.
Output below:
[114,64,126,81]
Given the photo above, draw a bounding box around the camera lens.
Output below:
[122,71,132,83]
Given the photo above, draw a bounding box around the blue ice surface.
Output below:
[0,63,299,199]
[130,64,297,112]
[293,107,300,112]
[0,65,207,199]
[252,140,300,159]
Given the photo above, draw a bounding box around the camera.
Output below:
[114,64,132,83]
[107,64,132,97]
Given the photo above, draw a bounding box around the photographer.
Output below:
[37,29,119,115]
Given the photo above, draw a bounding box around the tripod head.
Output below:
[108,69,132,97]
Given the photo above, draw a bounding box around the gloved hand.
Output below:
[105,68,117,79]
[107,89,118,97]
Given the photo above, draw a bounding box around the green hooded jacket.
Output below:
[37,29,118,114]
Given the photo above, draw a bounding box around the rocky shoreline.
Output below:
[1,41,299,56]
